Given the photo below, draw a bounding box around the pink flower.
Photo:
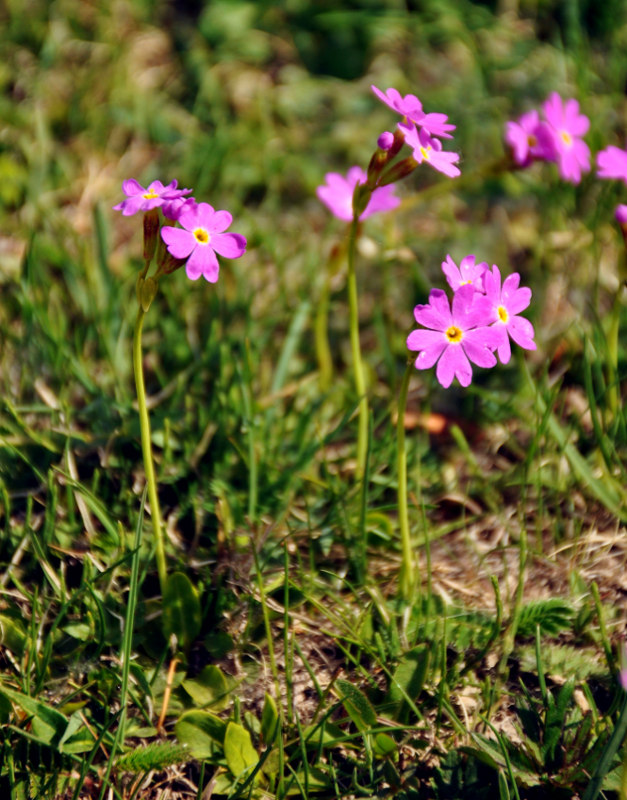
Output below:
[504,110,553,167]
[316,166,400,222]
[542,93,590,184]
[483,265,535,364]
[442,254,488,292]
[407,285,500,388]
[399,123,461,178]
[616,204,627,226]
[371,85,455,139]
[597,144,627,185]
[113,179,192,217]
[160,202,246,283]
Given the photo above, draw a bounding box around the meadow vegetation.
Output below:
[1,0,627,798]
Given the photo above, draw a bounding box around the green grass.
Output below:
[1,0,627,798]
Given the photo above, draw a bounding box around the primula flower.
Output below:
[113,179,192,217]
[597,143,627,185]
[407,285,500,388]
[483,265,535,364]
[616,204,627,226]
[160,202,246,283]
[442,254,488,292]
[371,85,455,139]
[504,110,553,167]
[316,166,400,222]
[400,123,461,178]
[542,93,590,184]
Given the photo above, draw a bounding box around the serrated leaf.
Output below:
[174,710,226,758]
[337,678,376,733]
[261,692,278,745]
[224,721,259,781]
[516,599,574,638]
[182,665,229,710]
[162,572,201,651]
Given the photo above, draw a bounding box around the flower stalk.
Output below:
[397,359,418,602]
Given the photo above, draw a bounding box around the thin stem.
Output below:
[397,360,418,602]
[315,272,333,391]
[346,217,368,479]
[133,305,167,594]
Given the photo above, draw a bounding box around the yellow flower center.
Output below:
[194,227,210,245]
[560,130,572,148]
[460,279,472,286]
[445,325,463,343]
[419,145,432,161]
[497,305,509,323]
[142,189,159,199]
[527,134,537,147]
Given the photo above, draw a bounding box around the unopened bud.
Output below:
[352,181,372,219]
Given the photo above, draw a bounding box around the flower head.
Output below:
[400,123,461,178]
[542,93,590,184]
[160,201,246,283]
[113,179,192,217]
[483,265,535,364]
[442,254,488,292]
[505,110,553,167]
[597,143,627,185]
[616,204,627,226]
[372,85,455,139]
[407,285,500,388]
[316,166,400,222]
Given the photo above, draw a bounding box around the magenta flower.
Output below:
[371,85,455,139]
[400,123,461,178]
[504,110,553,167]
[113,179,192,217]
[483,266,535,364]
[597,143,627,185]
[407,285,500,388]
[442,254,488,293]
[616,204,627,226]
[542,93,590,184]
[316,166,400,222]
[160,202,246,283]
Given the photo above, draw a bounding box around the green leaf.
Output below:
[260,692,279,745]
[181,665,229,711]
[58,710,94,754]
[0,685,67,746]
[223,721,259,781]
[0,614,26,656]
[174,710,227,758]
[387,645,429,721]
[373,732,397,758]
[162,572,202,651]
[336,678,377,732]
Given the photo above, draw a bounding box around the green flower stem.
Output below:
[346,217,368,479]
[133,302,167,595]
[397,360,418,602]
[315,272,333,391]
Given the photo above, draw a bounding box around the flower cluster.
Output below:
[407,255,536,388]
[316,84,460,223]
[113,179,246,283]
[505,92,590,184]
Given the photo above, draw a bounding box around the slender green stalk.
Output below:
[397,360,418,602]
[315,272,333,391]
[133,305,167,594]
[346,217,368,479]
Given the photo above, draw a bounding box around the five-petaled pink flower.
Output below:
[371,85,455,139]
[442,254,488,293]
[483,266,536,364]
[161,202,247,283]
[504,110,553,167]
[407,285,500,388]
[542,92,590,184]
[113,179,192,217]
[597,143,627,185]
[316,166,400,222]
[400,123,461,178]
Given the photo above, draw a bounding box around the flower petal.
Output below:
[211,232,247,259]
[161,227,196,259]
